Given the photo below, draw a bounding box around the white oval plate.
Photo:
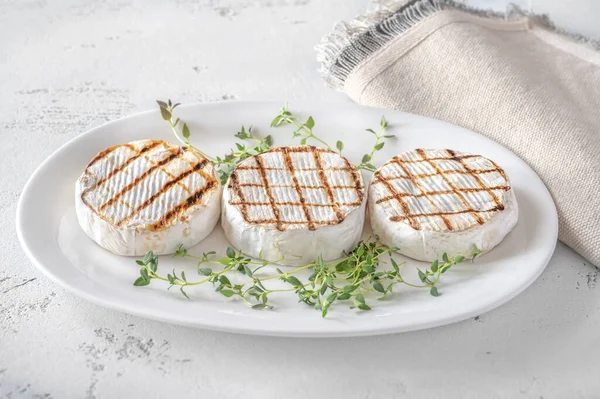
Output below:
[16,101,557,337]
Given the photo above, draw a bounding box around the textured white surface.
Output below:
[1,1,600,398]
[16,100,559,337]
[222,146,366,265]
[369,149,519,261]
[75,139,221,256]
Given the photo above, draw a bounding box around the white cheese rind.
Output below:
[222,186,366,266]
[221,146,366,266]
[369,188,518,261]
[368,149,518,261]
[75,140,221,256]
[75,188,221,256]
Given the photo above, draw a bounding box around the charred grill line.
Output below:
[235,166,352,171]
[150,180,217,230]
[282,147,315,230]
[448,149,503,207]
[228,146,365,230]
[238,183,358,190]
[399,154,479,163]
[389,205,505,222]
[96,147,183,213]
[82,141,163,197]
[312,150,345,222]
[229,201,362,207]
[182,148,220,195]
[225,219,346,226]
[255,154,284,231]
[485,158,509,181]
[416,149,486,226]
[85,143,136,168]
[370,168,505,182]
[341,155,365,204]
[376,149,511,230]
[373,170,420,230]
[375,185,511,204]
[229,171,250,220]
[81,141,219,232]
[393,155,454,231]
[280,146,327,153]
[150,157,193,195]
[115,159,210,227]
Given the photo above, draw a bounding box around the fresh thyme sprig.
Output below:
[213,126,273,185]
[156,100,216,162]
[134,238,478,317]
[355,116,395,172]
[471,246,483,261]
[270,104,333,150]
[281,240,468,316]
[157,100,273,185]
[135,245,295,307]
[270,104,394,172]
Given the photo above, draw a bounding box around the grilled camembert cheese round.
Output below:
[222,145,366,266]
[369,149,518,261]
[75,139,221,256]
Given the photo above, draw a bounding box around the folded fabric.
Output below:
[317,0,600,266]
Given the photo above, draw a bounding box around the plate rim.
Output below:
[16,100,559,337]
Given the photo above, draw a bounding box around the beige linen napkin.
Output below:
[317,0,600,266]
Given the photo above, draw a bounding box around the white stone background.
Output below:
[1,0,600,398]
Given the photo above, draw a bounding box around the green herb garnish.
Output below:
[156,100,216,163]
[270,103,333,150]
[355,116,394,172]
[213,126,273,185]
[270,104,394,172]
[157,100,272,185]
[134,238,479,317]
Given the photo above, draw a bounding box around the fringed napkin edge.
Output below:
[316,0,600,90]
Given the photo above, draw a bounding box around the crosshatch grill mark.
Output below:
[80,141,218,230]
[227,146,365,231]
[96,146,183,212]
[85,143,135,168]
[116,159,210,227]
[373,149,511,230]
[416,149,486,226]
[82,141,162,198]
[257,152,285,230]
[282,147,315,230]
[394,154,453,230]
